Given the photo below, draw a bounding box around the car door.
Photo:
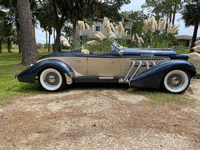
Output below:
[87,52,126,77]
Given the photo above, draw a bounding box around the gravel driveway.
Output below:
[0,80,200,149]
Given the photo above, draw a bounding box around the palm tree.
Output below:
[0,9,16,53]
[35,9,54,52]
[35,0,68,52]
[182,0,200,52]
[0,0,38,64]
[0,10,6,53]
[17,0,38,64]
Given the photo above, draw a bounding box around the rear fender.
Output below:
[18,59,74,83]
[129,60,196,89]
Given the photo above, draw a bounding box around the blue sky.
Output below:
[35,0,200,44]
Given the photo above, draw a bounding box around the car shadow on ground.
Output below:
[15,81,165,95]
[62,82,163,94]
[67,82,129,89]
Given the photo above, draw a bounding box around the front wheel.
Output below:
[39,68,66,91]
[163,70,190,94]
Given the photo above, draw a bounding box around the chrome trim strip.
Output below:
[129,61,142,82]
[99,77,114,79]
[152,61,156,66]
[146,61,149,69]
[121,61,135,83]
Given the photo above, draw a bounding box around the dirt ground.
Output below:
[0,80,200,149]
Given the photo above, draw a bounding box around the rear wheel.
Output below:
[39,68,66,91]
[163,70,190,93]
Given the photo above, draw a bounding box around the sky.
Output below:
[35,0,200,44]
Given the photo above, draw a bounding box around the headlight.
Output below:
[30,64,34,66]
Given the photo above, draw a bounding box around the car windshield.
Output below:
[111,40,124,52]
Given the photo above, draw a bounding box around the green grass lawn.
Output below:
[176,49,190,54]
[128,88,194,105]
[0,49,51,105]
[197,68,200,74]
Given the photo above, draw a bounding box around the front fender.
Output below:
[18,59,74,83]
[129,60,196,89]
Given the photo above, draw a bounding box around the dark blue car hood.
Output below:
[121,48,189,60]
[122,48,177,57]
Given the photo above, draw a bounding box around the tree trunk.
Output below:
[169,12,172,23]
[48,30,51,52]
[53,28,56,44]
[190,23,199,52]
[33,24,36,39]
[0,41,2,53]
[46,30,48,46]
[7,37,11,52]
[54,27,62,52]
[73,21,77,49]
[172,4,177,25]
[17,0,38,65]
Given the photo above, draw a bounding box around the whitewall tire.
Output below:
[163,70,190,93]
[39,68,65,91]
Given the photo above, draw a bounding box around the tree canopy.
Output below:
[0,6,16,53]
[122,10,148,37]
[181,0,200,50]
[142,0,189,25]
[54,0,130,48]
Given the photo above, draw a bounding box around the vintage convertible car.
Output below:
[14,41,196,93]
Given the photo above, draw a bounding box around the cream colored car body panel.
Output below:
[87,57,127,77]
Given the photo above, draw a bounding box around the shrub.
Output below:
[76,17,128,53]
[36,43,43,49]
[43,44,48,49]
[132,16,180,48]
[83,39,112,53]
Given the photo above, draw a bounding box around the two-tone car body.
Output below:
[15,41,196,93]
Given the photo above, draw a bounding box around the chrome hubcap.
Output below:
[46,72,59,86]
[167,74,183,89]
[49,75,56,82]
[171,77,179,85]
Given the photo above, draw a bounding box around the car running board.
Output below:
[119,60,157,84]
[99,76,114,80]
